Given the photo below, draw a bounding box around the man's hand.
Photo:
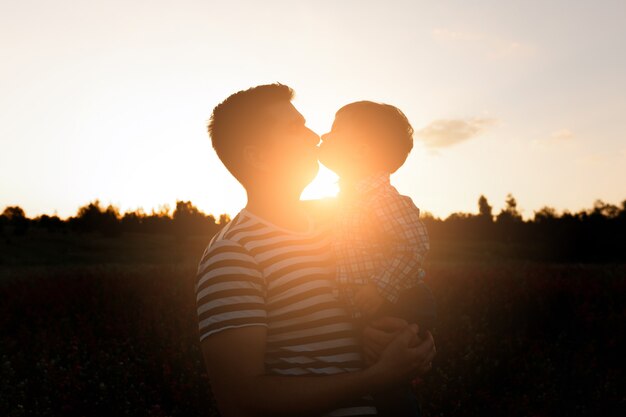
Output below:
[354,284,385,317]
[362,316,408,365]
[375,324,437,380]
[362,316,436,375]
[373,324,436,386]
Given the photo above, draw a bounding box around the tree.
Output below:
[495,194,523,244]
[71,200,121,236]
[496,193,522,223]
[121,209,144,233]
[478,195,493,221]
[2,206,29,235]
[590,200,620,219]
[35,214,64,233]
[533,206,558,223]
[2,206,25,219]
[172,201,218,238]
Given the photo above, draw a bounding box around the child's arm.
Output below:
[368,194,430,304]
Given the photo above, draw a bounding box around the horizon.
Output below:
[3,192,625,222]
[2,1,625,220]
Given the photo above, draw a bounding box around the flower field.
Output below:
[1,262,624,416]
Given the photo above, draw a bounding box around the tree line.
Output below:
[2,194,625,262]
[0,201,230,240]
[421,194,626,262]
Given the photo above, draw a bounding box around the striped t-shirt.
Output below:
[195,209,377,417]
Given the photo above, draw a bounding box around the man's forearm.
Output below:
[220,367,382,417]
[203,324,427,417]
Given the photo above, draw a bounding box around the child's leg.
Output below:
[389,282,437,337]
[372,284,436,416]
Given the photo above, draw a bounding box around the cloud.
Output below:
[550,129,574,141]
[416,118,497,148]
[432,28,535,59]
[531,129,575,148]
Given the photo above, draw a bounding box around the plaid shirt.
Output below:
[332,173,430,317]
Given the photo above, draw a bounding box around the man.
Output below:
[195,83,436,416]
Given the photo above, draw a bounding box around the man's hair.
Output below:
[337,101,414,173]
[208,83,294,184]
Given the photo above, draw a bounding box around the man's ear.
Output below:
[243,145,269,171]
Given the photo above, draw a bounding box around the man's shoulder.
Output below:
[198,213,259,270]
[195,222,264,301]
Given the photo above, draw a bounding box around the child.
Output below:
[319,101,436,417]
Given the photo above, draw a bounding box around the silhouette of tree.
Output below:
[2,206,29,235]
[495,194,523,243]
[474,195,495,240]
[142,205,172,235]
[3,195,625,261]
[3,206,25,219]
[497,193,522,223]
[478,195,493,221]
[441,212,474,241]
[70,200,121,237]
[35,214,65,233]
[121,209,145,234]
[590,199,620,218]
[172,201,218,239]
[533,206,558,223]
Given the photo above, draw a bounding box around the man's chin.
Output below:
[283,161,319,192]
[304,161,320,185]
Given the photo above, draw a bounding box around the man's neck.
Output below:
[245,187,310,233]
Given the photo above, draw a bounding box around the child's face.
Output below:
[319,113,372,179]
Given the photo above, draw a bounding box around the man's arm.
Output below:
[201,323,433,417]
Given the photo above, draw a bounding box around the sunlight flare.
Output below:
[301,165,340,200]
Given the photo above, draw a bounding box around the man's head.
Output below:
[208,84,320,193]
[319,101,414,179]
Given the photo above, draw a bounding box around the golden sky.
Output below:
[1,0,625,219]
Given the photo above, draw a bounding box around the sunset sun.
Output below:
[301,164,340,200]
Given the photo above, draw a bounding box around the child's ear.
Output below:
[243,145,270,171]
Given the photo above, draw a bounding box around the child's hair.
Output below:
[336,101,414,173]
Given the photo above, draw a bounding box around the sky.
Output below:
[1,0,625,220]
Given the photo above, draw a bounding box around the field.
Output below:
[1,233,625,416]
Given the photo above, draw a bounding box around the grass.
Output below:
[1,232,625,416]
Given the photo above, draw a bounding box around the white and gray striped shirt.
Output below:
[195,209,377,417]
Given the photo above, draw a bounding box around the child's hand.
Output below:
[354,284,385,317]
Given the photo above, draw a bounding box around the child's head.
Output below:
[319,101,414,180]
